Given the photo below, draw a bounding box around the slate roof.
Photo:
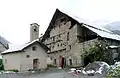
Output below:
[41,9,120,42]
[59,9,111,33]
[83,24,120,41]
[1,39,49,54]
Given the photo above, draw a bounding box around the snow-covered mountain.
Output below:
[104,21,120,35]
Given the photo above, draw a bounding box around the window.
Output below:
[58,44,59,47]
[26,55,30,58]
[53,37,55,41]
[69,45,71,50]
[69,59,72,65]
[67,32,69,41]
[60,43,62,46]
[32,46,37,51]
[34,29,37,32]
[60,17,66,22]
[54,59,57,64]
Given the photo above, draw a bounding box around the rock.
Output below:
[82,61,110,75]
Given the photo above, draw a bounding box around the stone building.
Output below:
[41,9,120,68]
[2,23,49,71]
[2,39,48,71]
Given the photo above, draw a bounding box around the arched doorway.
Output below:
[33,58,39,70]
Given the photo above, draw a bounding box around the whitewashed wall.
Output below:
[3,42,47,71]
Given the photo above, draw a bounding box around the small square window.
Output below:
[26,55,30,58]
[32,46,36,51]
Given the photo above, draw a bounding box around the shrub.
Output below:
[106,66,120,78]
[81,41,112,66]
[0,59,4,70]
[7,69,19,72]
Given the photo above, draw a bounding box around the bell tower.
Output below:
[30,23,39,42]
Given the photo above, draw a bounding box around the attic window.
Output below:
[32,46,37,51]
[60,17,66,22]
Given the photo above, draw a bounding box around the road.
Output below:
[0,71,104,78]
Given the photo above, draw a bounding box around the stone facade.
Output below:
[42,10,99,67]
[42,9,120,67]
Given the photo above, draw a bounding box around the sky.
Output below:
[0,0,120,45]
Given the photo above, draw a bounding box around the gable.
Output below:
[41,9,79,42]
[23,42,45,53]
[2,40,49,55]
[41,9,120,42]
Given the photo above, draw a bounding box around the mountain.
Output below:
[104,21,120,35]
[111,30,120,35]
[0,36,9,49]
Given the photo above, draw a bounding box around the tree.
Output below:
[82,41,113,66]
[0,59,4,70]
